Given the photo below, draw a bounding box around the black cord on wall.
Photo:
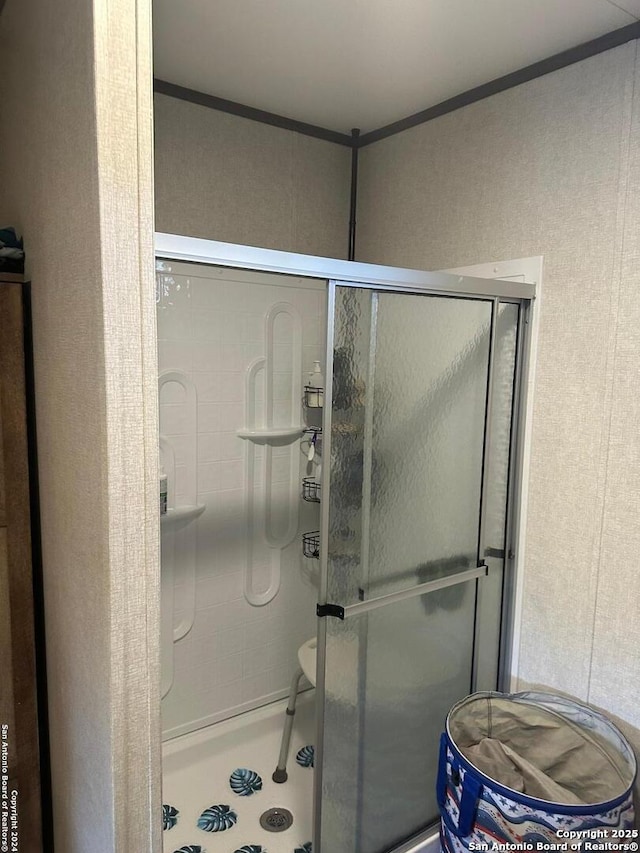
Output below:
[348,128,360,261]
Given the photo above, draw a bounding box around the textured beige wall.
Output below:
[154,93,351,258]
[356,43,640,759]
[516,678,640,819]
[0,0,160,850]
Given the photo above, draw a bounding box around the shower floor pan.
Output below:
[162,691,315,853]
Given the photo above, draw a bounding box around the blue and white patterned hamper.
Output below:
[437,692,637,853]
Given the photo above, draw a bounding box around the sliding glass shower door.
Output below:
[315,284,520,853]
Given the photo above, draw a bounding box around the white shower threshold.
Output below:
[162,692,316,853]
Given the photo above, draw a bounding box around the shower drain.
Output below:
[259,807,294,832]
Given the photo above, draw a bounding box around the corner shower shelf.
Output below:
[236,426,304,443]
[161,504,206,528]
[303,385,324,408]
[303,531,320,559]
[302,477,321,503]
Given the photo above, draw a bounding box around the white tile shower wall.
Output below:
[158,261,326,738]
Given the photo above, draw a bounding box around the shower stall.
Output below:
[156,235,535,853]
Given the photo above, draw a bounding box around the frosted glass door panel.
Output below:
[321,586,476,853]
[318,285,503,853]
[474,302,520,689]
[327,288,492,609]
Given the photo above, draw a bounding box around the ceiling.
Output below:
[153,0,640,135]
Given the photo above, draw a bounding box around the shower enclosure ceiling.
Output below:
[156,235,534,853]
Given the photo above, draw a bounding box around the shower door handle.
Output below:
[317,564,488,620]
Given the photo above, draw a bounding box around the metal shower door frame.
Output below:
[153,233,537,853]
[313,278,535,853]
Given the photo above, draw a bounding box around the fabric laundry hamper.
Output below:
[437,692,637,852]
